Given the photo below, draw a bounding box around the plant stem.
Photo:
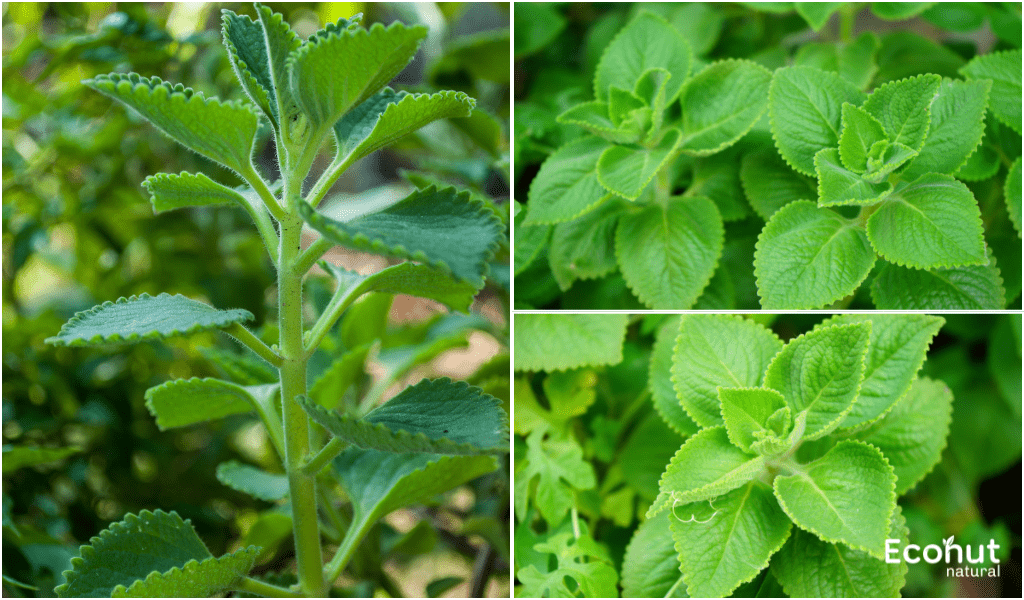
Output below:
[301,437,348,475]
[234,576,303,598]
[278,211,326,597]
[242,162,287,222]
[225,323,283,367]
[293,237,335,276]
[839,4,855,43]
[324,516,374,583]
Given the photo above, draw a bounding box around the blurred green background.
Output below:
[2,2,509,596]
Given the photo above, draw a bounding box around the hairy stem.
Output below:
[225,323,283,367]
[324,516,374,583]
[293,236,335,276]
[301,437,348,475]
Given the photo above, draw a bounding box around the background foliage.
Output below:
[2,2,510,596]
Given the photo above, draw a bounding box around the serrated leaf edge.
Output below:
[716,385,788,452]
[814,147,893,207]
[861,73,942,152]
[113,545,259,597]
[869,250,1007,309]
[678,58,773,157]
[524,136,613,226]
[141,171,249,214]
[960,49,1023,135]
[220,10,276,126]
[143,377,256,430]
[592,11,692,102]
[596,128,682,201]
[907,78,992,179]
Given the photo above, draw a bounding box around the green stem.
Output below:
[664,576,684,598]
[324,516,374,584]
[304,279,364,357]
[225,323,283,367]
[241,162,287,222]
[306,152,359,208]
[234,576,303,598]
[294,237,335,276]
[301,437,348,475]
[839,4,855,43]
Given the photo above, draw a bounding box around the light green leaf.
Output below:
[621,513,683,598]
[46,293,252,347]
[719,387,788,453]
[201,347,277,386]
[144,378,256,430]
[287,21,426,132]
[853,377,953,494]
[863,140,918,181]
[795,2,844,31]
[515,429,596,524]
[320,260,479,313]
[615,196,723,309]
[308,344,371,410]
[2,446,81,473]
[668,3,725,56]
[678,59,773,156]
[514,314,629,372]
[594,11,691,103]
[55,509,257,598]
[672,315,782,428]
[838,103,887,173]
[866,173,987,269]
[871,257,1006,309]
[608,85,647,125]
[597,128,681,199]
[648,427,765,517]
[255,4,302,127]
[688,150,750,221]
[299,185,503,288]
[672,481,792,598]
[815,148,892,207]
[141,172,249,214]
[298,378,508,455]
[513,211,551,276]
[548,199,622,291]
[83,74,259,174]
[901,78,991,179]
[871,2,934,20]
[740,148,817,220]
[772,505,907,597]
[793,32,881,90]
[754,201,875,309]
[518,526,619,598]
[556,101,642,144]
[862,74,941,150]
[765,322,870,440]
[773,440,896,557]
[1007,157,1022,237]
[221,10,277,126]
[541,369,598,423]
[633,68,671,132]
[960,49,1022,134]
[770,67,866,175]
[649,317,699,436]
[524,136,612,225]
[334,88,474,166]
[215,461,288,501]
[619,413,687,501]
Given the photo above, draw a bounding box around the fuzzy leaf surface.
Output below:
[254,4,301,123]
[55,509,257,598]
[671,481,792,598]
[719,387,788,453]
[144,378,256,430]
[594,12,691,103]
[677,60,772,156]
[514,314,628,372]
[524,136,611,225]
[84,74,259,173]
[838,103,887,173]
[46,293,252,347]
[649,317,698,436]
[769,67,866,175]
[299,378,507,455]
[672,315,782,427]
[861,74,941,150]
[740,149,817,220]
[871,259,1006,309]
[773,440,896,557]
[142,172,249,214]
[597,129,681,199]
[815,148,891,206]
[621,514,682,598]
[960,49,1022,134]
[615,196,723,309]
[299,186,502,288]
[648,427,765,517]
[866,173,987,269]
[901,78,991,179]
[221,10,277,125]
[557,101,641,144]
[548,200,621,290]
[215,461,289,501]
[754,201,875,309]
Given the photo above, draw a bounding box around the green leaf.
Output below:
[334,88,474,166]
[866,173,987,269]
[308,344,371,410]
[740,149,817,220]
[222,10,277,126]
[861,74,941,150]
[557,101,642,144]
[299,185,503,288]
[795,2,844,31]
[514,314,628,372]
[678,60,773,156]
[772,505,908,597]
[838,103,887,173]
[594,12,691,104]
[513,212,550,276]
[201,347,277,385]
[254,4,302,123]
[824,315,944,429]
[215,461,288,501]
[649,317,699,436]
[773,440,896,557]
[518,526,619,598]
[83,74,260,174]
[668,3,725,56]
[615,196,723,309]
[853,377,953,494]
[514,3,567,58]
[597,128,681,199]
[1,446,81,473]
[548,200,622,291]
[770,66,866,175]
[672,315,782,428]
[765,322,870,440]
[863,140,918,181]
[719,387,788,453]
[46,293,253,347]
[144,378,258,430]
[608,86,648,125]
[901,78,991,179]
[619,413,687,501]
[320,260,479,313]
[871,2,934,20]
[754,201,875,309]
[793,32,881,90]
[688,150,750,221]
[815,148,892,206]
[621,513,682,598]
[1007,156,1022,237]
[871,257,1006,309]
[515,429,596,524]
[298,378,508,455]
[141,171,249,214]
[524,136,612,225]
[960,49,1022,134]
[648,427,765,517]
[671,481,792,598]
[55,509,258,598]
[287,21,426,132]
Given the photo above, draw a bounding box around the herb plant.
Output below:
[36,4,508,597]
[514,2,1022,310]
[513,313,1019,597]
